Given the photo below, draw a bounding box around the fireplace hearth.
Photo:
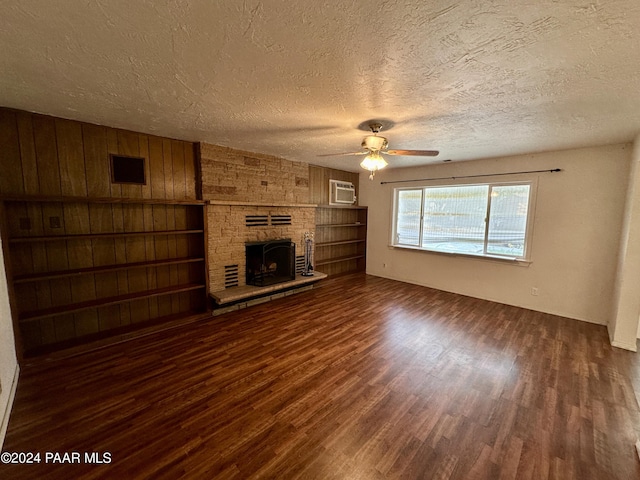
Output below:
[246,239,296,287]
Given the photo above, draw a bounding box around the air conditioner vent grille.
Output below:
[246,215,269,227]
[271,214,292,226]
[224,264,239,288]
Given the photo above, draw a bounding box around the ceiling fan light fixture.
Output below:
[360,152,388,180]
[362,135,388,151]
[318,120,438,179]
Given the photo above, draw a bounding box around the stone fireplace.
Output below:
[206,204,315,292]
[199,143,317,294]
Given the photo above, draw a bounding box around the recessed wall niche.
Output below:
[110,154,146,184]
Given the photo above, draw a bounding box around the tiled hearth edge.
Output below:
[210,272,327,316]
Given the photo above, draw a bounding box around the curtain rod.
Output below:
[379,168,562,185]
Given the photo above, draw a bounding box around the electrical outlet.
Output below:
[531,287,539,296]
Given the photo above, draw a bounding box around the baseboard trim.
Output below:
[610,340,638,352]
[365,271,605,326]
[0,363,20,450]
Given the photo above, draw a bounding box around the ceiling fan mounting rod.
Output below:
[369,123,383,134]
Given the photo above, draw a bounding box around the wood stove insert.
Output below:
[246,239,296,287]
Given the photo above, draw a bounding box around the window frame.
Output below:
[391,180,536,262]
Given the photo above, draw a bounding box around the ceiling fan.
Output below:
[319,122,439,179]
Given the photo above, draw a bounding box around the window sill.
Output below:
[389,244,532,266]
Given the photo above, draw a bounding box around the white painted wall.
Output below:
[0,227,19,448]
[609,134,640,350]
[359,143,631,325]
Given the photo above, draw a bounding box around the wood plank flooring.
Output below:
[3,273,640,479]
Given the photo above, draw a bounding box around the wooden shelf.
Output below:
[315,254,366,266]
[13,257,205,283]
[316,205,368,210]
[9,229,204,243]
[24,311,212,360]
[19,283,206,323]
[316,223,366,228]
[0,194,206,206]
[316,239,366,247]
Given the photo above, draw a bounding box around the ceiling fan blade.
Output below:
[385,149,439,157]
[317,151,368,157]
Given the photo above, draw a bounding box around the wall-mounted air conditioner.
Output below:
[329,179,356,205]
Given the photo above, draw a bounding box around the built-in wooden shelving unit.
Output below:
[314,205,367,276]
[9,229,204,243]
[12,257,204,284]
[0,194,209,356]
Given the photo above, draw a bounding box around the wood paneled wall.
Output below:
[0,108,197,199]
[0,108,207,356]
[309,165,360,206]
[309,165,366,277]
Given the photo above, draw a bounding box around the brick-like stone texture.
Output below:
[200,143,310,205]
[207,205,316,292]
[200,142,316,292]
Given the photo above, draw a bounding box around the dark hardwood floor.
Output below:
[3,273,640,479]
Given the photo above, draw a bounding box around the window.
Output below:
[393,182,534,260]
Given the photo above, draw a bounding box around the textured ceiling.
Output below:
[2,1,640,172]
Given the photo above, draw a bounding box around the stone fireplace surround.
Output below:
[206,201,327,315]
[207,202,316,293]
[199,142,319,297]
